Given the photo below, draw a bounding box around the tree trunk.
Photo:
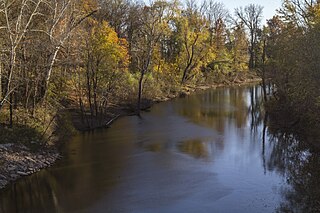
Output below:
[249,48,254,69]
[0,55,2,101]
[0,47,16,111]
[86,61,93,117]
[137,44,153,115]
[9,93,13,128]
[93,78,98,117]
[181,56,194,84]
[261,39,267,102]
[7,46,16,97]
[32,79,38,117]
[79,96,84,122]
[43,46,61,101]
[249,32,255,69]
[181,67,188,84]
[137,70,145,115]
[93,63,99,117]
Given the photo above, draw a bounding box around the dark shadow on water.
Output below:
[266,128,320,213]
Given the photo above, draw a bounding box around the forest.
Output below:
[0,0,319,145]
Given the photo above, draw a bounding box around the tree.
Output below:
[278,0,319,29]
[235,4,263,69]
[0,0,99,128]
[205,1,228,47]
[180,0,215,84]
[85,20,129,117]
[265,1,320,131]
[42,0,99,101]
[228,22,248,73]
[0,0,49,125]
[131,0,171,114]
[205,1,230,73]
[99,0,130,37]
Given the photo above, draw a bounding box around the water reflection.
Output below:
[174,85,266,161]
[174,86,250,131]
[1,84,318,213]
[0,122,135,213]
[173,85,320,212]
[266,130,320,212]
[178,139,210,159]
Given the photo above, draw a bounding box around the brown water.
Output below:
[0,85,319,213]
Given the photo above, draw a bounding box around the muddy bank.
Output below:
[0,144,61,189]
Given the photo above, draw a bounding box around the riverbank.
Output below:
[0,110,73,190]
[0,73,261,190]
[267,99,320,151]
[0,144,61,189]
[70,73,261,131]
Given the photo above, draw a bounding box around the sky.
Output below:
[222,0,282,22]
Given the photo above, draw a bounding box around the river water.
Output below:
[0,85,319,213]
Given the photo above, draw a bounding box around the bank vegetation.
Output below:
[0,0,266,146]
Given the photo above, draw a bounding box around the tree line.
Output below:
[0,0,267,132]
[263,0,320,133]
[2,0,318,141]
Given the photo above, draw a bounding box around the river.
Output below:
[1,84,319,213]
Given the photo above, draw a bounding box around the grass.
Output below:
[0,105,61,151]
[0,124,44,151]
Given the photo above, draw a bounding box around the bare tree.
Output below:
[0,0,98,128]
[0,0,48,123]
[278,0,317,29]
[42,0,99,100]
[235,4,263,69]
[0,50,2,101]
[99,0,130,37]
[205,1,229,46]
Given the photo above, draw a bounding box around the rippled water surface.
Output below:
[1,85,318,213]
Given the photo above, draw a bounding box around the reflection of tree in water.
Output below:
[0,130,133,213]
[0,173,60,213]
[241,84,320,213]
[267,129,320,212]
[175,86,252,132]
[248,85,268,173]
[178,139,209,159]
[249,86,264,133]
[174,86,258,162]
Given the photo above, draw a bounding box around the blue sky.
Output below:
[223,0,282,22]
